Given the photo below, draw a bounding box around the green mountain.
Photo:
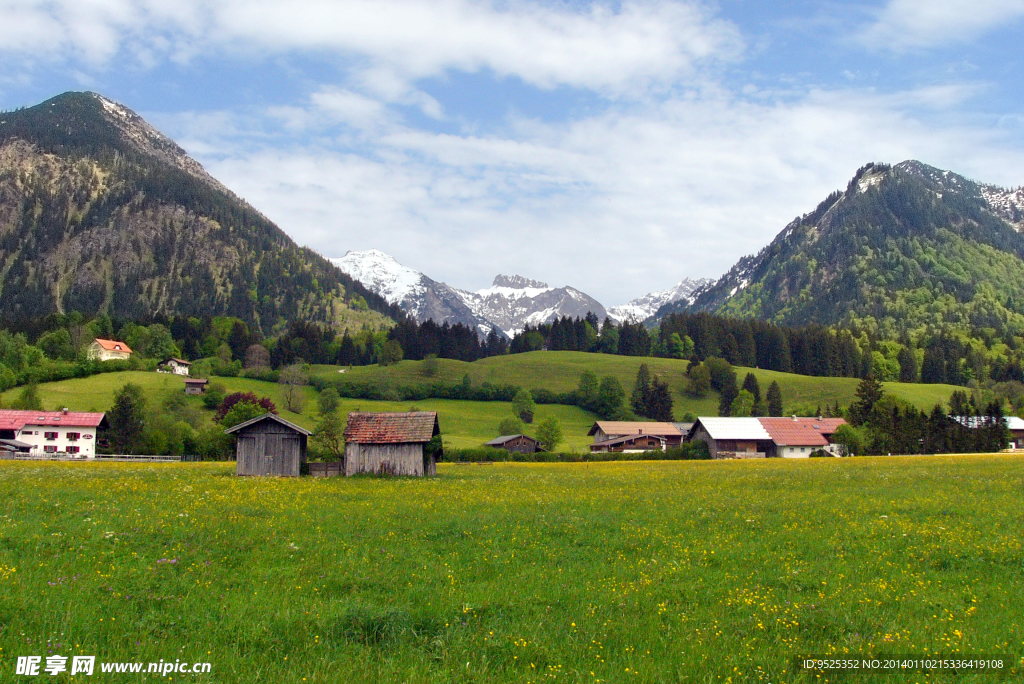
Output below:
[0,92,399,334]
[660,161,1024,339]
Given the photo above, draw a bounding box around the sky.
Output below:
[1,0,1023,306]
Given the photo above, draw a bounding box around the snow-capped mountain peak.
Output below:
[607,277,714,323]
[332,249,425,307]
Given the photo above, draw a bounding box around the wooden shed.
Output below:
[484,434,540,454]
[344,411,441,476]
[225,413,311,477]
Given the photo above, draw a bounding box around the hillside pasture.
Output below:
[1,456,1020,683]
[312,351,964,418]
[0,371,597,450]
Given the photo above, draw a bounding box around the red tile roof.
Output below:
[0,410,106,430]
[94,338,133,353]
[344,412,440,444]
[757,417,847,447]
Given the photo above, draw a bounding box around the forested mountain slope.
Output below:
[659,161,1024,339]
[0,92,399,334]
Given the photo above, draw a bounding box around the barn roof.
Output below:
[93,338,132,353]
[485,434,538,446]
[757,417,845,447]
[592,433,667,448]
[0,410,107,430]
[691,417,771,441]
[587,421,683,437]
[223,412,312,435]
[344,411,440,444]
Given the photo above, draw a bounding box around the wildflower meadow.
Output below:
[1,456,1021,682]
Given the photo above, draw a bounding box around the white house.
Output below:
[0,410,107,458]
[87,338,133,361]
[158,358,191,376]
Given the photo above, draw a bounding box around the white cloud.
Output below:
[172,81,1024,306]
[0,1,742,96]
[860,0,1024,51]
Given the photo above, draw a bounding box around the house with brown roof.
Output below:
[158,358,191,376]
[344,411,441,476]
[590,433,669,453]
[485,434,540,454]
[87,338,133,361]
[587,421,683,452]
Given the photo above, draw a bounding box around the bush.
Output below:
[809,449,833,458]
[215,392,277,421]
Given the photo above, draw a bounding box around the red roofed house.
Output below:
[87,338,133,361]
[758,417,847,458]
[0,409,107,458]
[344,411,441,476]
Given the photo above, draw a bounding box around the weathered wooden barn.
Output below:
[484,434,540,454]
[225,413,311,477]
[344,411,441,476]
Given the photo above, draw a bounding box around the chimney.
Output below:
[792,415,797,421]
[62,407,69,414]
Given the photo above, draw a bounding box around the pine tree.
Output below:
[718,373,739,416]
[766,381,783,417]
[850,374,884,426]
[645,377,674,422]
[631,364,651,416]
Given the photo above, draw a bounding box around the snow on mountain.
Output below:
[454,275,607,337]
[607,278,713,323]
[332,250,494,335]
[332,251,607,338]
[981,185,1024,230]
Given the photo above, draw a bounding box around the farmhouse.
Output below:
[0,409,107,458]
[758,417,846,457]
[590,433,668,453]
[686,416,848,458]
[485,434,540,454]
[587,421,683,451]
[87,338,132,361]
[226,413,311,477]
[183,378,209,395]
[158,358,191,376]
[686,417,773,459]
[344,411,441,476]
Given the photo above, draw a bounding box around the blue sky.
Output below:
[1,0,1023,305]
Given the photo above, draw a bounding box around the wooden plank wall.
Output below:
[235,422,304,476]
[345,443,434,476]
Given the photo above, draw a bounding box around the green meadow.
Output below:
[312,350,963,416]
[0,371,597,450]
[1,456,1021,683]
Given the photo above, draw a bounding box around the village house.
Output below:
[686,416,848,458]
[87,338,132,361]
[183,378,209,395]
[758,417,847,457]
[0,409,107,458]
[158,358,191,376]
[226,413,311,477]
[587,421,683,452]
[344,411,441,476]
[589,433,668,453]
[485,434,541,454]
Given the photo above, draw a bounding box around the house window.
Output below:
[67,432,80,441]
[21,430,33,436]
[800,447,806,452]
[66,446,80,454]
[44,446,57,453]
[45,432,58,440]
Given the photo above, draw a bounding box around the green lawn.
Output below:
[1,372,598,451]
[312,351,964,418]
[1,456,1020,683]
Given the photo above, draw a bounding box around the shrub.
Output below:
[215,392,277,421]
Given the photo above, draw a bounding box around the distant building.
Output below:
[158,358,191,376]
[590,433,668,453]
[686,416,847,458]
[485,434,540,454]
[344,411,441,476]
[226,413,311,477]
[183,378,209,395]
[587,421,683,452]
[0,409,107,458]
[87,338,133,361]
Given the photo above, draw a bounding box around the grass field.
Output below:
[0,372,598,450]
[1,456,1021,683]
[311,351,964,418]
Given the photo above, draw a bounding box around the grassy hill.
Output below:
[312,350,964,416]
[0,371,598,450]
